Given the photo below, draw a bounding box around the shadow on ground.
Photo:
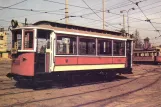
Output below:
[14,74,128,90]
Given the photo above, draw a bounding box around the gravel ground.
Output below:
[0,61,161,107]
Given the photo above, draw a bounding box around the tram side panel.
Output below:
[11,53,35,76]
[156,56,161,63]
[53,34,129,73]
[133,56,155,62]
[54,56,126,72]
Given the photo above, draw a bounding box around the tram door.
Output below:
[35,30,54,73]
[126,40,132,69]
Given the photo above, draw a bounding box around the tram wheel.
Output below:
[32,77,38,90]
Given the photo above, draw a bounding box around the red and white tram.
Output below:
[7,21,133,86]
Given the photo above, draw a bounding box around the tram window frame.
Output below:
[138,53,140,56]
[79,37,96,55]
[97,39,112,56]
[12,29,22,50]
[23,30,34,50]
[153,52,157,56]
[134,53,137,56]
[149,52,152,56]
[37,29,51,53]
[113,40,125,56]
[56,35,77,55]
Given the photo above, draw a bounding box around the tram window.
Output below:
[24,30,33,49]
[37,38,47,54]
[145,53,149,56]
[97,39,112,56]
[149,53,151,56]
[56,36,76,55]
[141,53,144,56]
[139,53,141,56]
[153,52,157,56]
[137,53,139,56]
[37,29,51,53]
[47,40,50,49]
[79,38,96,55]
[12,30,22,50]
[113,40,125,56]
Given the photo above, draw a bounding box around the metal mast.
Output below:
[65,0,69,24]
[123,14,125,31]
[102,0,105,29]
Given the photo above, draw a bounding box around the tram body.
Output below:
[7,21,133,85]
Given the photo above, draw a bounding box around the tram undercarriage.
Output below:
[7,68,132,89]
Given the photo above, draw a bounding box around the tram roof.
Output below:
[12,21,133,40]
[33,21,122,36]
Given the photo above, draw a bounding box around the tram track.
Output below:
[0,67,158,97]
[2,67,160,107]
[103,73,161,106]
[73,73,161,107]
[74,68,161,107]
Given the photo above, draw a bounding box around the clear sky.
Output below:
[0,0,161,46]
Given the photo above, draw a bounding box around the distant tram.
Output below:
[133,49,161,64]
[7,21,133,87]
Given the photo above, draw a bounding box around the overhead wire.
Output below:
[104,0,161,23]
[56,0,121,30]
[0,0,157,23]
[129,0,161,15]
[43,0,135,18]
[6,0,148,27]
[81,0,121,30]
[0,19,10,22]
[56,1,161,33]
[80,16,121,26]
[79,1,133,17]
[0,7,65,28]
[2,1,159,26]
[1,0,160,35]
[7,8,65,19]
[43,0,101,12]
[75,0,147,17]
[0,6,65,15]
[94,0,161,23]
[70,0,134,17]
[0,0,28,11]
[130,26,161,32]
[70,0,112,14]
[72,0,154,23]
[107,11,161,25]
[128,0,161,37]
